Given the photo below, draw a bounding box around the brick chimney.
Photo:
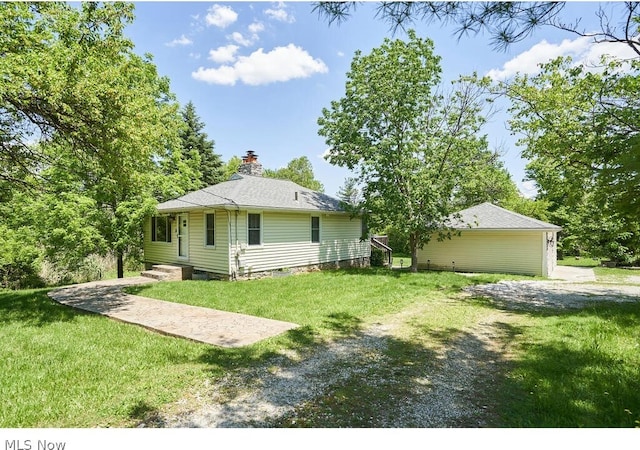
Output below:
[238,150,263,176]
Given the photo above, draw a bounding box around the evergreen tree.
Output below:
[180,101,224,187]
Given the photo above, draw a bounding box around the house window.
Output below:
[311,216,320,243]
[205,213,215,246]
[151,216,171,243]
[248,213,261,246]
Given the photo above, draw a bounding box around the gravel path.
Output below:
[142,278,639,428]
[145,312,507,428]
[464,280,640,310]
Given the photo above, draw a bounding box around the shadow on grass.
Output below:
[0,288,82,326]
[494,302,640,427]
[195,313,366,376]
[271,325,507,428]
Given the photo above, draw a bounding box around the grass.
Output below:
[0,289,215,427]
[496,302,640,427]
[1,268,500,427]
[126,268,510,343]
[558,257,601,267]
[2,267,638,427]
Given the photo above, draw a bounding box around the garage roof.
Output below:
[449,202,562,231]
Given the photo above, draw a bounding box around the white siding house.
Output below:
[143,153,369,279]
[417,203,561,277]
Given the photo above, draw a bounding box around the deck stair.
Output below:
[141,264,192,281]
[370,235,393,267]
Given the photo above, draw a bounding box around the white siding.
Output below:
[233,211,369,273]
[143,211,230,275]
[185,211,230,274]
[416,230,546,276]
[143,216,178,265]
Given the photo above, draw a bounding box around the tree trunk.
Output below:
[410,232,419,273]
[117,251,124,279]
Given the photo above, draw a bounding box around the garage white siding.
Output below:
[417,230,546,276]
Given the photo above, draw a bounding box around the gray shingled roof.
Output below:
[449,202,561,231]
[157,174,344,212]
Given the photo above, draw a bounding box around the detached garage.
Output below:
[417,202,562,277]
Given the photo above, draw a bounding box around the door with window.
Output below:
[177,214,188,258]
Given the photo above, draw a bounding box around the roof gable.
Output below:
[157,174,344,213]
[449,202,561,231]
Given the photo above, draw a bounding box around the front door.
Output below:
[177,214,188,259]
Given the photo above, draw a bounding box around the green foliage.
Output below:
[179,101,224,187]
[263,156,324,192]
[318,31,504,270]
[336,177,361,208]
[0,2,200,279]
[222,155,242,180]
[314,2,640,55]
[369,247,386,267]
[506,57,640,263]
[0,224,42,290]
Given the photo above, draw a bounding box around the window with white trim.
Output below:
[205,213,215,246]
[151,216,171,242]
[248,213,261,246]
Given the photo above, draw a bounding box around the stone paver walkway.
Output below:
[48,277,298,348]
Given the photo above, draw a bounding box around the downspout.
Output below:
[227,210,234,280]
[235,209,239,276]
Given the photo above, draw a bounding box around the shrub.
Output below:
[370,247,386,267]
[0,225,43,290]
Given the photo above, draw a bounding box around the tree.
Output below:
[179,101,224,187]
[221,155,242,180]
[504,56,640,262]
[337,177,362,207]
[0,2,198,279]
[263,156,324,192]
[313,2,640,55]
[318,31,500,271]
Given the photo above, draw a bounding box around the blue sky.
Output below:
[125,2,636,197]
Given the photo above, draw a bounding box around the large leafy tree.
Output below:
[0,2,197,279]
[263,156,325,192]
[505,56,640,262]
[318,31,501,271]
[179,101,224,187]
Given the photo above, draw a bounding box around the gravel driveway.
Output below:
[142,275,639,428]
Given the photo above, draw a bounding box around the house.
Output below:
[416,202,561,277]
[143,152,370,280]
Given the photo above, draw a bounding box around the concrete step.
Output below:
[152,264,185,274]
[141,270,170,281]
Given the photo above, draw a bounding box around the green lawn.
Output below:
[496,302,640,427]
[1,267,638,427]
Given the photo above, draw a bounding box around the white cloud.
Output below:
[229,31,256,47]
[248,21,265,34]
[192,44,329,86]
[518,180,539,199]
[205,4,238,28]
[208,45,239,63]
[487,36,638,81]
[165,34,192,47]
[337,51,345,57]
[265,3,295,23]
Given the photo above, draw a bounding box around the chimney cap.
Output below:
[243,150,259,163]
